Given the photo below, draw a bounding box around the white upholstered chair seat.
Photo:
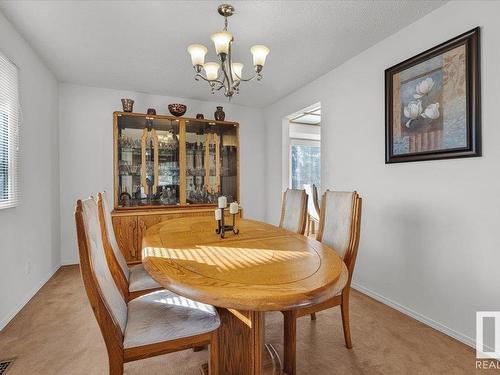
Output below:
[128,264,162,293]
[282,190,361,365]
[124,290,220,349]
[78,197,220,374]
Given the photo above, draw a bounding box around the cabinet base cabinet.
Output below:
[111,207,242,264]
[111,215,139,263]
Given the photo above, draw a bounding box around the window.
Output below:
[287,105,321,191]
[0,51,20,209]
[290,139,320,190]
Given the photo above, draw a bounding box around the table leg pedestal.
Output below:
[200,308,286,375]
[216,308,264,375]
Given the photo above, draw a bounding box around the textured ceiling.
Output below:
[0,1,446,107]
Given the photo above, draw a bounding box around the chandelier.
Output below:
[187,4,270,100]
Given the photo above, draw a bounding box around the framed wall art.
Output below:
[385,27,481,163]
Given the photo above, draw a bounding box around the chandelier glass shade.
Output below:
[187,44,208,66]
[187,4,270,99]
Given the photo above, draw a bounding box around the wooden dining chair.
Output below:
[75,198,220,375]
[282,191,362,375]
[97,192,162,301]
[303,184,320,236]
[279,188,308,234]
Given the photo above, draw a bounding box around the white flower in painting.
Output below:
[421,103,440,120]
[414,77,435,99]
[403,100,423,128]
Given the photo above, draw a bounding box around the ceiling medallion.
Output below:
[187,4,270,100]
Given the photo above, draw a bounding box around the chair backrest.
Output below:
[303,184,320,221]
[279,188,308,234]
[316,190,362,283]
[75,198,127,351]
[97,192,130,299]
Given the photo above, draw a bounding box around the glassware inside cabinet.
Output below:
[117,114,180,207]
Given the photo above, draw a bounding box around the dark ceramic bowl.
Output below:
[168,104,187,117]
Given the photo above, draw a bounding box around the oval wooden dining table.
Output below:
[142,216,344,375]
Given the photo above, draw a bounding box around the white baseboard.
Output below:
[61,260,78,266]
[0,263,61,331]
[351,282,477,350]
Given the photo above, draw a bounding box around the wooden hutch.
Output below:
[111,111,240,263]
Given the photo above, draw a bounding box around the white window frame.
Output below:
[289,138,321,190]
[0,50,20,210]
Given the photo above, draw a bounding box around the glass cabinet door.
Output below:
[115,113,238,209]
[185,120,238,205]
[154,118,180,205]
[117,115,180,207]
[219,123,238,203]
[185,120,217,204]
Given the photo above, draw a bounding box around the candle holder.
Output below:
[215,206,239,238]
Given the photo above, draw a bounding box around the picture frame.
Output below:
[385,27,481,164]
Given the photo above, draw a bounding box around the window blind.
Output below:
[0,50,20,209]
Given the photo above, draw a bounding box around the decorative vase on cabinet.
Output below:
[121,99,134,112]
[214,106,225,121]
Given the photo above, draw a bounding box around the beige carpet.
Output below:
[0,266,483,374]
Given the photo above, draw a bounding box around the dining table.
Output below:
[142,216,344,375]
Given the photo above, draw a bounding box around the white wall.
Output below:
[0,12,60,329]
[264,1,500,348]
[59,83,265,265]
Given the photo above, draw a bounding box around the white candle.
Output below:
[229,201,239,215]
[214,208,222,221]
[218,196,227,209]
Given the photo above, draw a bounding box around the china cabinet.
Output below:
[111,112,241,262]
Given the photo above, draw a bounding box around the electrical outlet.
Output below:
[25,260,31,275]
